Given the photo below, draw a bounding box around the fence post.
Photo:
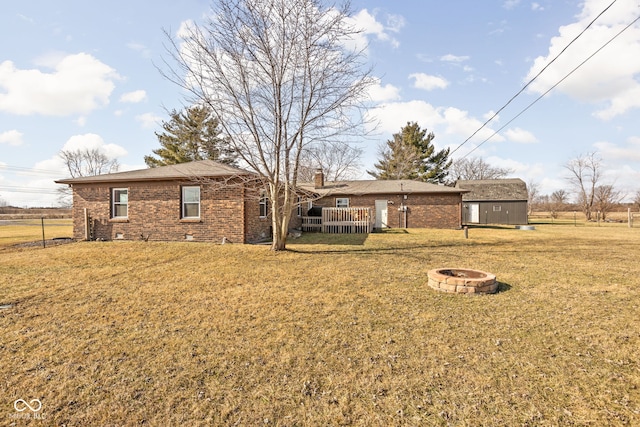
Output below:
[41,217,46,248]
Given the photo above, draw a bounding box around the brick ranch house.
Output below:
[295,170,467,231]
[56,160,272,243]
[56,161,467,243]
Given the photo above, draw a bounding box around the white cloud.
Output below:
[483,110,499,121]
[126,41,152,59]
[593,137,640,162]
[136,112,162,129]
[0,53,120,116]
[365,100,504,146]
[531,3,544,12]
[440,54,470,63]
[525,0,640,120]
[349,9,404,50]
[74,116,87,127]
[486,155,544,177]
[503,127,538,143]
[0,130,24,146]
[119,90,147,103]
[27,134,127,199]
[61,133,128,159]
[503,0,521,10]
[409,73,449,91]
[367,77,401,102]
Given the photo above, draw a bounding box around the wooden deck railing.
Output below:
[301,207,374,234]
[301,216,322,232]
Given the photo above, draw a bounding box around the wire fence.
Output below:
[0,218,73,248]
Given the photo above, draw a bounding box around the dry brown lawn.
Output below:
[0,219,72,247]
[1,223,639,425]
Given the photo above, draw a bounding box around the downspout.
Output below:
[404,204,408,228]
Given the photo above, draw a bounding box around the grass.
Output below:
[0,218,72,247]
[1,223,639,425]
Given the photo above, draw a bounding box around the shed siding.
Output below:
[462,201,528,225]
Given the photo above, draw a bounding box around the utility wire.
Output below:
[0,185,62,195]
[449,0,620,157]
[460,14,640,159]
[0,165,65,176]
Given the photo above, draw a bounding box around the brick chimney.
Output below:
[314,168,324,189]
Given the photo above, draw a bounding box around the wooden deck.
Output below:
[302,207,373,234]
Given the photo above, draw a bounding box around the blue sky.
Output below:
[1,0,639,207]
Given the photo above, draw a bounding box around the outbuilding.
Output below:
[455,179,529,225]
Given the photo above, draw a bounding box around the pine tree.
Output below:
[368,122,451,184]
[144,105,237,167]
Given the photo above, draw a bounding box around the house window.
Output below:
[112,188,128,218]
[493,205,502,212]
[336,198,349,208]
[259,192,269,217]
[182,186,200,218]
[297,197,313,217]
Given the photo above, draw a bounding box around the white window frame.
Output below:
[296,197,313,217]
[493,205,502,212]
[182,186,201,219]
[336,198,350,208]
[112,188,128,219]
[259,192,269,218]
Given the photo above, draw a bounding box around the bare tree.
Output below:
[60,148,120,178]
[58,148,120,206]
[297,142,363,182]
[527,180,540,215]
[594,184,624,221]
[564,152,602,221]
[634,190,640,211]
[449,156,513,182]
[162,0,372,250]
[550,189,569,218]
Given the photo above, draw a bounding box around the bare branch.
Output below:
[159,0,373,250]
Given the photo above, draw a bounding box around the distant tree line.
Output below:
[529,151,636,221]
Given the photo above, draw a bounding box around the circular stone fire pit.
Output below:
[427,268,498,294]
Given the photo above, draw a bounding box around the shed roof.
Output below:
[299,179,465,196]
[55,160,252,184]
[455,179,528,201]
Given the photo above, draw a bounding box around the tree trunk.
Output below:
[269,184,291,251]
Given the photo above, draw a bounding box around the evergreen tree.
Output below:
[144,105,237,167]
[368,122,451,184]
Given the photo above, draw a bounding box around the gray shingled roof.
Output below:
[299,179,465,196]
[455,179,528,201]
[55,160,253,184]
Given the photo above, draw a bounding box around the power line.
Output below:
[449,0,620,157]
[0,165,66,176]
[460,13,640,159]
[0,185,62,195]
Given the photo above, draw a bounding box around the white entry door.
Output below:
[375,200,388,229]
[469,203,480,223]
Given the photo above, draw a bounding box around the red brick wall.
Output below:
[313,193,462,229]
[70,180,270,243]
